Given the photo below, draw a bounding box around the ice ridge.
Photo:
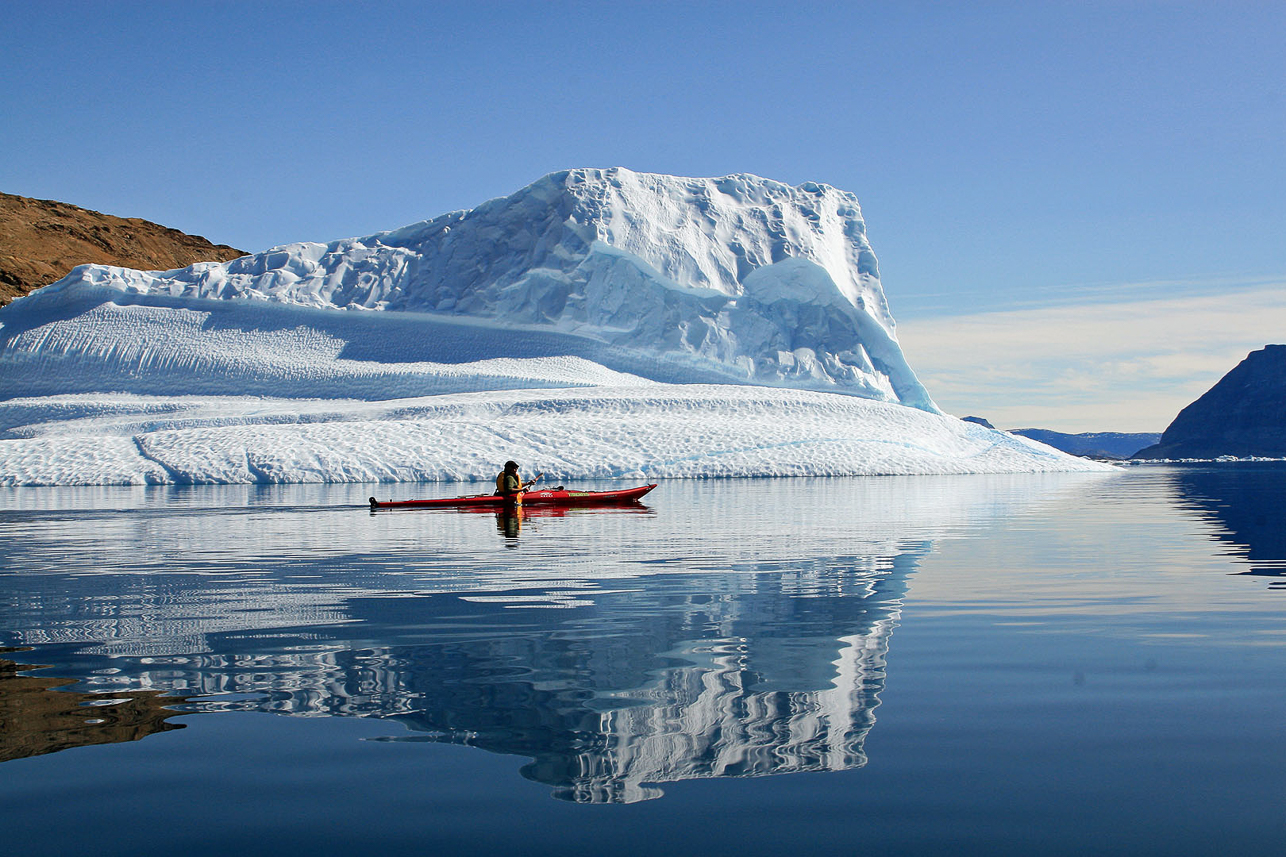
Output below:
[6,168,935,410]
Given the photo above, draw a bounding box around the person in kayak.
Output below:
[496,461,541,499]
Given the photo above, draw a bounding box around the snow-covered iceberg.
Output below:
[1,169,934,406]
[0,168,1110,485]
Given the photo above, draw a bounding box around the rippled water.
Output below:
[2,466,1284,855]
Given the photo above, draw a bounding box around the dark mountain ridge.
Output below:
[1134,345,1286,459]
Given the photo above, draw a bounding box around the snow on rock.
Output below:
[0,168,1113,485]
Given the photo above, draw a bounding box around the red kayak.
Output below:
[369,484,657,510]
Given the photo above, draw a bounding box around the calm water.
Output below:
[1,466,1284,855]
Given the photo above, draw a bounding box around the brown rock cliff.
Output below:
[0,191,246,306]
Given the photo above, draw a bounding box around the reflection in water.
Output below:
[0,476,1095,802]
[0,649,188,763]
[496,509,522,540]
[380,559,910,803]
[1171,462,1286,587]
[3,558,913,802]
[488,503,654,543]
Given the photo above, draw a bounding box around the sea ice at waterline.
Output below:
[0,386,1106,486]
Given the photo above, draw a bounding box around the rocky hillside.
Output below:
[0,192,245,306]
[1134,345,1286,459]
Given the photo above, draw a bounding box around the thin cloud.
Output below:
[897,283,1286,432]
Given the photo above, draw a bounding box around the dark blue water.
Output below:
[2,466,1284,855]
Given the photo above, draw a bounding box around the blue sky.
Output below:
[3,1,1282,430]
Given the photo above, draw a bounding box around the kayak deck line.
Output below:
[369,483,658,510]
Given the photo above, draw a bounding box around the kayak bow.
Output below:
[369,484,657,510]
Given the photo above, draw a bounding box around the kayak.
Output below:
[369,484,657,510]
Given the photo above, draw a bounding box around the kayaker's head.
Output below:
[504,460,519,472]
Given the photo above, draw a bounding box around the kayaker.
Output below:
[496,461,541,498]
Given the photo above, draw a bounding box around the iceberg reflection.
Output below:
[3,552,911,802]
[375,558,912,803]
[0,475,1101,800]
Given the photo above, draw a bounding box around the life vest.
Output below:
[496,471,521,495]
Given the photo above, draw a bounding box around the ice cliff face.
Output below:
[23,168,936,410]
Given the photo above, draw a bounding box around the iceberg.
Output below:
[0,168,1110,485]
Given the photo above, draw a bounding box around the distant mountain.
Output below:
[1010,429,1161,460]
[0,192,245,306]
[1134,345,1286,459]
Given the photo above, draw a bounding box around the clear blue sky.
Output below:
[3,1,1283,429]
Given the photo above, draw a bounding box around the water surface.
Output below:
[2,466,1284,854]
